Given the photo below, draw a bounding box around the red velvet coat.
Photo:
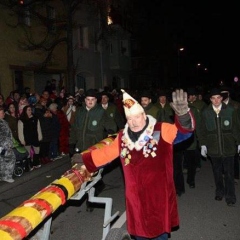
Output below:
[82,115,194,238]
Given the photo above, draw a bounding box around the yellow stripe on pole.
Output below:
[52,177,75,199]
[7,207,42,229]
[34,192,62,211]
[0,230,13,240]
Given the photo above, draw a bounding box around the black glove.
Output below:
[69,144,76,158]
[107,129,115,135]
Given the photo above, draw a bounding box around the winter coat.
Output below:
[143,103,161,120]
[198,103,240,157]
[154,101,174,123]
[18,116,42,147]
[102,102,125,130]
[69,104,117,151]
[0,118,16,179]
[81,115,194,238]
[4,112,18,140]
[39,116,54,142]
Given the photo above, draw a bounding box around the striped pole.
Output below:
[0,136,116,240]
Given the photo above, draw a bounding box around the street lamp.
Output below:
[178,48,184,87]
[196,63,201,80]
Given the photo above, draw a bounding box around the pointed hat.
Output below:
[121,89,144,116]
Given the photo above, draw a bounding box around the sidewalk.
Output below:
[0,156,71,194]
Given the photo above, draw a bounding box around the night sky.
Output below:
[138,1,240,87]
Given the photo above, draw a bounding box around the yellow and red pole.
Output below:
[0,136,116,240]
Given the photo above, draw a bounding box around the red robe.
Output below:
[56,110,70,154]
[82,115,194,238]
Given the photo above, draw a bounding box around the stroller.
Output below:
[12,138,29,177]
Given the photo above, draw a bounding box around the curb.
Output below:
[0,156,70,194]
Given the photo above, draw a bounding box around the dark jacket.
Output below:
[69,104,117,151]
[20,116,40,147]
[4,113,18,140]
[198,103,240,157]
[143,103,161,120]
[154,101,174,123]
[39,116,54,142]
[103,102,125,130]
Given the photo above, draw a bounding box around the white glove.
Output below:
[238,145,240,154]
[201,146,207,158]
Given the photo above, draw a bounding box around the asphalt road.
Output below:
[0,156,240,240]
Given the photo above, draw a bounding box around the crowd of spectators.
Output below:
[1,81,240,199]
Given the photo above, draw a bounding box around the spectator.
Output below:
[18,95,29,115]
[18,105,42,170]
[41,90,52,107]
[62,96,77,126]
[75,88,85,107]
[4,103,19,140]
[38,109,54,164]
[99,91,125,131]
[154,90,174,123]
[55,87,67,110]
[112,89,125,118]
[49,103,69,157]
[140,90,161,120]
[23,87,31,99]
[5,90,20,113]
[34,97,48,119]
[48,103,61,160]
[0,106,16,183]
[0,94,7,111]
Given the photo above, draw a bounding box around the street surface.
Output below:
[0,156,240,240]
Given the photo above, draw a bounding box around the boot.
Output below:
[25,158,34,172]
[33,154,41,169]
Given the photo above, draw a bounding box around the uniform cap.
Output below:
[85,89,97,98]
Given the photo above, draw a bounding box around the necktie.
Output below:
[215,108,220,115]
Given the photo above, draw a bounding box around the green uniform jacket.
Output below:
[198,103,240,157]
[69,104,117,151]
[189,99,207,112]
[103,103,125,130]
[143,103,160,120]
[154,101,174,123]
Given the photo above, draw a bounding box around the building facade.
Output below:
[0,0,132,98]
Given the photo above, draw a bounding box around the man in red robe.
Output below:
[72,89,195,240]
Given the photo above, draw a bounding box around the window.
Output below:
[77,26,89,49]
